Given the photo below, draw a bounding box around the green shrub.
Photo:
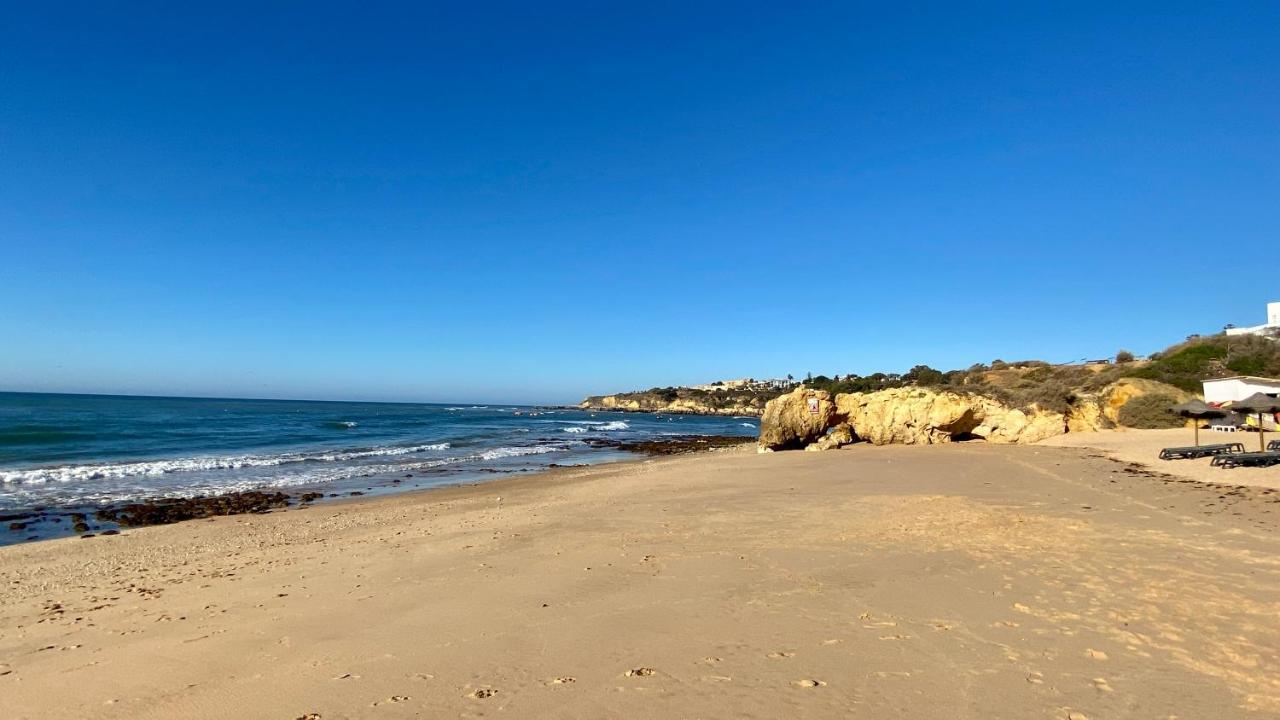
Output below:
[1125,340,1226,392]
[1117,394,1185,429]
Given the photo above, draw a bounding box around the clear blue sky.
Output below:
[1,2,1276,404]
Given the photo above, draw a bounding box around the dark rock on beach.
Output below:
[594,435,755,456]
[93,491,291,528]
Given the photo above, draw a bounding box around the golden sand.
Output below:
[1,441,1277,718]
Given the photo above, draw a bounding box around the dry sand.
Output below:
[1,442,1278,719]
[1040,427,1280,489]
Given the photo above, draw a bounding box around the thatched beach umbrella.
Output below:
[1170,399,1227,446]
[1231,392,1280,451]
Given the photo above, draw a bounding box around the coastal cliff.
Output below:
[759,379,1193,451]
[579,388,774,417]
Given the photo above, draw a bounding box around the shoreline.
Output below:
[1,439,1276,718]
[1,435,755,546]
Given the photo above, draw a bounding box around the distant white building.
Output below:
[689,378,792,392]
[1225,301,1280,337]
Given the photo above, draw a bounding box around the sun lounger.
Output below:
[1158,443,1244,460]
[1211,451,1280,469]
[1269,440,1280,451]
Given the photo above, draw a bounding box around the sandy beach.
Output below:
[1041,427,1280,489]
[2,439,1278,719]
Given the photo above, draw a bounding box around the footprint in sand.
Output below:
[625,667,656,677]
[548,677,575,685]
[1092,677,1113,692]
[1085,649,1108,661]
[1026,671,1044,685]
[878,634,911,641]
[469,688,497,699]
[821,639,842,645]
[371,696,410,706]
[792,679,826,688]
[700,657,722,665]
[766,651,795,659]
[296,714,321,720]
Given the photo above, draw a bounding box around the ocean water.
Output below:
[0,393,757,523]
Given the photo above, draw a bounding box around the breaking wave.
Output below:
[0,442,453,485]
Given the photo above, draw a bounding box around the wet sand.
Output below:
[1,443,1277,719]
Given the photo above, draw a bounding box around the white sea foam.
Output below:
[740,422,756,428]
[477,445,563,461]
[0,442,452,486]
[559,420,629,432]
[0,440,583,513]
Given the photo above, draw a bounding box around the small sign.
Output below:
[807,398,820,415]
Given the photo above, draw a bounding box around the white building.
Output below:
[1225,301,1280,337]
[1202,376,1280,404]
[1203,376,1280,431]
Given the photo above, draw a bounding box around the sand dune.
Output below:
[1,442,1277,718]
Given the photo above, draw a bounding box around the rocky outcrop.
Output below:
[805,423,854,451]
[1096,378,1193,424]
[834,388,1067,446]
[579,393,768,417]
[757,389,837,450]
[758,382,1192,451]
[1066,398,1108,433]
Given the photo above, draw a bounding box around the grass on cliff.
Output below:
[597,332,1280,416]
[1117,393,1188,429]
[1125,333,1280,392]
[802,333,1280,414]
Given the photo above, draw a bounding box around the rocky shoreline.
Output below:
[577,392,771,417]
